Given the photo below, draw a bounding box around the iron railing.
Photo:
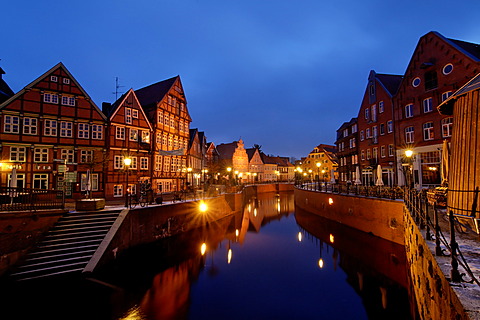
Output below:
[295,181,404,200]
[0,187,64,212]
[404,188,479,286]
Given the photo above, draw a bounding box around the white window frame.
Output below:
[63,78,70,84]
[80,150,94,163]
[34,148,49,163]
[4,115,20,133]
[60,121,73,137]
[405,104,414,118]
[423,122,434,141]
[81,173,99,191]
[33,174,48,189]
[132,109,139,119]
[387,120,393,133]
[129,128,138,141]
[61,149,75,163]
[423,98,433,113]
[116,127,125,140]
[114,155,124,169]
[114,185,123,197]
[405,126,414,143]
[379,101,384,113]
[125,108,132,124]
[91,124,103,140]
[10,146,26,162]
[140,157,149,170]
[50,76,58,82]
[23,117,38,135]
[388,144,394,157]
[78,123,89,139]
[44,119,58,136]
[442,117,453,138]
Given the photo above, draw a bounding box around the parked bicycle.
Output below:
[129,192,148,209]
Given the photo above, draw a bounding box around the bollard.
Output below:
[449,210,462,282]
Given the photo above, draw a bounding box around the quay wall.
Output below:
[294,188,404,245]
[0,210,66,277]
[404,209,470,320]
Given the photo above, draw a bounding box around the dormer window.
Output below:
[63,78,70,84]
[50,76,58,82]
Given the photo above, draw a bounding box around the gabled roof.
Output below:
[376,73,403,96]
[245,148,262,161]
[216,141,239,160]
[108,88,154,131]
[0,62,107,120]
[446,37,480,61]
[135,76,179,108]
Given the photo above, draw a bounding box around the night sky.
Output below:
[3,0,480,159]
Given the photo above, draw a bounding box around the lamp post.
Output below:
[187,167,192,191]
[316,162,321,190]
[404,149,414,189]
[124,157,132,208]
[226,167,232,187]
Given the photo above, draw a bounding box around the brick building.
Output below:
[357,70,402,186]
[335,118,358,184]
[393,31,480,188]
[103,89,153,200]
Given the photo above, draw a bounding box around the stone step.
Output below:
[44,227,111,240]
[23,248,98,263]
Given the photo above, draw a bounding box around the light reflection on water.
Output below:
[0,191,413,320]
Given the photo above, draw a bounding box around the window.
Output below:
[412,77,421,87]
[23,117,38,135]
[387,120,393,133]
[425,70,438,91]
[61,96,75,106]
[381,145,386,158]
[132,109,139,119]
[50,76,58,82]
[360,130,364,141]
[4,115,20,133]
[34,148,49,162]
[81,173,98,191]
[10,146,26,162]
[44,93,59,104]
[78,123,89,139]
[380,123,385,135]
[131,157,138,170]
[141,131,150,143]
[423,98,433,113]
[388,144,394,157]
[61,149,75,163]
[125,108,132,124]
[366,128,371,139]
[116,127,125,140]
[80,150,94,163]
[351,124,357,133]
[366,149,371,160]
[168,135,173,149]
[114,185,123,197]
[423,122,434,140]
[33,174,48,189]
[405,126,414,143]
[379,101,384,113]
[163,133,168,147]
[44,119,57,136]
[365,108,370,120]
[442,117,453,138]
[140,157,149,170]
[442,91,453,102]
[442,63,453,75]
[371,105,377,122]
[343,129,348,137]
[373,147,378,159]
[60,121,73,137]
[361,150,365,161]
[130,129,138,141]
[165,113,169,127]
[92,124,103,139]
[155,155,163,171]
[114,155,124,169]
[405,104,414,118]
[164,156,170,172]
[63,78,70,84]
[349,138,356,149]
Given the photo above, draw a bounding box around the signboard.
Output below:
[65,172,77,183]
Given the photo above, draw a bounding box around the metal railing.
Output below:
[404,188,479,286]
[295,181,404,200]
[0,187,64,212]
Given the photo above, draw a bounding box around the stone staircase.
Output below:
[9,210,121,281]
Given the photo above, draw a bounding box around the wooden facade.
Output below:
[0,63,107,199]
[438,74,480,225]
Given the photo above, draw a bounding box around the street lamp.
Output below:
[187,167,192,190]
[124,157,132,208]
[316,162,321,190]
[404,150,414,188]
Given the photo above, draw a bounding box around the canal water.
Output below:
[0,192,413,319]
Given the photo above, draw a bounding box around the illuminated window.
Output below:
[34,148,49,162]
[423,122,434,141]
[10,146,26,162]
[116,126,125,140]
[442,117,453,138]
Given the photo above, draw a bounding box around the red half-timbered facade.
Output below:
[0,62,108,198]
[135,76,191,193]
[104,89,153,200]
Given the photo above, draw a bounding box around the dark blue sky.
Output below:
[3,0,480,159]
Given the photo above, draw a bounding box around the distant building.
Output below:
[246,147,264,183]
[260,154,279,182]
[187,128,207,189]
[301,144,337,183]
[216,139,249,183]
